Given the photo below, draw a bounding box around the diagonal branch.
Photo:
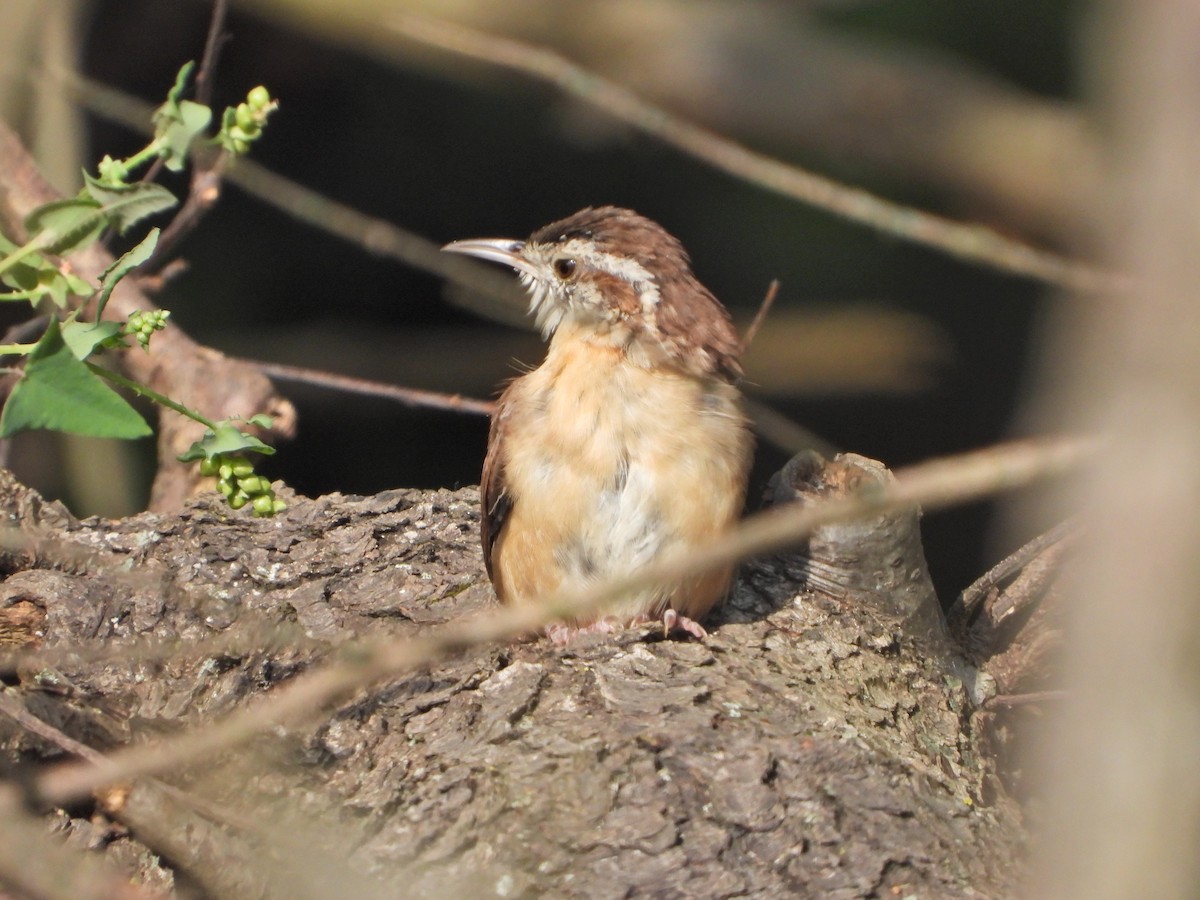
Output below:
[389,13,1120,294]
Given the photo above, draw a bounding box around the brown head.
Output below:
[444,207,742,380]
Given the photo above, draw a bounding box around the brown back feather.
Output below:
[480,384,514,589]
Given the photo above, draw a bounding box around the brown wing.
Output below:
[480,385,515,587]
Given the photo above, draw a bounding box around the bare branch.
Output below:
[137,0,228,195]
[742,395,838,457]
[193,0,229,108]
[983,689,1069,710]
[0,784,156,900]
[249,356,495,416]
[738,278,778,356]
[1035,3,1200,896]
[388,14,1120,294]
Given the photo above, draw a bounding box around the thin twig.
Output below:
[0,688,107,764]
[223,159,524,318]
[193,0,230,108]
[0,315,49,359]
[0,697,159,900]
[956,518,1080,613]
[0,689,278,897]
[739,279,779,356]
[48,66,526,319]
[742,395,838,457]
[982,689,1069,710]
[143,0,232,271]
[145,154,229,272]
[137,0,227,191]
[247,356,496,416]
[389,14,1120,295]
[31,434,1092,808]
[0,688,259,831]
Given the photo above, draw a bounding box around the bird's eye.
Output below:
[553,257,577,280]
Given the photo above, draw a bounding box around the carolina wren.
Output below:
[444,207,753,639]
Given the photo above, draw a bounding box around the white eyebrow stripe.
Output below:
[530,238,664,329]
[586,249,654,287]
[570,245,661,315]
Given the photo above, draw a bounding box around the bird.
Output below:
[443,206,753,640]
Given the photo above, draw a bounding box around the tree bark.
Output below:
[0,453,1024,898]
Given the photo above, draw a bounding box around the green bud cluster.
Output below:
[123,309,171,350]
[199,453,287,517]
[220,85,277,156]
[96,155,130,185]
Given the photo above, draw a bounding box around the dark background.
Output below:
[8,0,1083,603]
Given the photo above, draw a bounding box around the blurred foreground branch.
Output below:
[1035,2,1200,897]
[33,433,1088,807]
[241,0,1100,241]
[0,433,1087,895]
[388,14,1116,294]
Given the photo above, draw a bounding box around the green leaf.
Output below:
[61,319,124,360]
[24,198,105,256]
[24,267,92,309]
[178,422,275,462]
[94,229,159,319]
[0,318,151,439]
[40,267,74,308]
[0,229,94,307]
[23,186,176,257]
[159,101,212,172]
[0,252,46,292]
[79,180,178,235]
[152,64,212,172]
[156,61,195,123]
[64,270,93,295]
[82,172,143,207]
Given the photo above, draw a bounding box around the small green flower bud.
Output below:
[237,475,269,495]
[228,491,249,510]
[235,103,257,132]
[247,86,271,109]
[252,494,275,516]
[199,457,219,477]
[218,462,234,481]
[230,458,255,478]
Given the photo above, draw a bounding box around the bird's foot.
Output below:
[660,608,708,640]
[545,617,624,646]
[545,611,708,644]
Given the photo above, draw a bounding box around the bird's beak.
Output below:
[442,238,539,279]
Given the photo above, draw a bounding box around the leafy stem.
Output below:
[0,242,47,280]
[0,342,39,356]
[97,138,166,184]
[87,361,219,430]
